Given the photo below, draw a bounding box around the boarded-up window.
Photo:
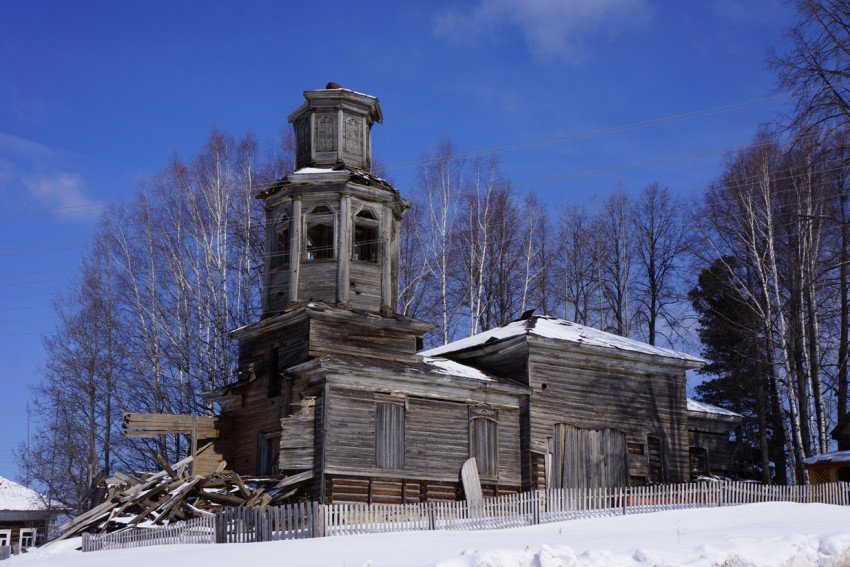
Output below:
[689,446,708,479]
[470,417,498,477]
[376,402,404,469]
[647,434,669,483]
[551,424,628,490]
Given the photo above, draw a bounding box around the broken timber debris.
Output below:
[53,450,313,542]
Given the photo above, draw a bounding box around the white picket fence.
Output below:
[80,481,850,552]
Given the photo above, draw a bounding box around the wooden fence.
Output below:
[215,501,319,543]
[81,514,216,551]
[80,481,850,552]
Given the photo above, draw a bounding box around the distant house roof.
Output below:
[0,477,48,512]
[421,316,704,366]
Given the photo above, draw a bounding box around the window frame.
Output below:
[19,528,35,549]
[352,206,380,263]
[258,430,282,476]
[688,445,709,479]
[375,401,405,470]
[304,204,337,261]
[269,209,292,270]
[647,434,669,484]
[469,415,498,478]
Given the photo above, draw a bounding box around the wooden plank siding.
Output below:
[688,415,735,476]
[226,319,311,475]
[307,316,420,362]
[279,399,316,471]
[297,261,338,308]
[348,261,382,313]
[266,269,291,314]
[526,343,690,485]
[320,387,523,502]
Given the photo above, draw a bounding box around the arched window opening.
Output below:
[305,205,335,260]
[271,215,290,270]
[353,207,379,263]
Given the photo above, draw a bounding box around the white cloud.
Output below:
[22,171,102,220]
[0,132,55,159]
[436,0,650,62]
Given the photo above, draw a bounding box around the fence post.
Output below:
[215,508,226,543]
[532,491,540,525]
[428,501,436,531]
[313,502,325,538]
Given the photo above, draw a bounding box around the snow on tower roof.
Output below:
[421,315,703,365]
[0,476,48,511]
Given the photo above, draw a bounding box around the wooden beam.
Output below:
[122,413,220,438]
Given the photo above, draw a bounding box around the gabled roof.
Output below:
[421,315,704,367]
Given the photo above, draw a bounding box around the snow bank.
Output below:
[15,502,850,567]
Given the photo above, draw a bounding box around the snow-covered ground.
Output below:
[12,502,850,567]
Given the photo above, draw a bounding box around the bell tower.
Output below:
[259,84,407,317]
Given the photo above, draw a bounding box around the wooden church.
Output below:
[131,84,741,504]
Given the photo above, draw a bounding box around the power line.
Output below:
[384,95,789,171]
[0,94,788,220]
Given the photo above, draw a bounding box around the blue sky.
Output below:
[0,0,795,481]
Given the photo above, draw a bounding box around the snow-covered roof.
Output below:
[803,450,850,466]
[0,477,48,511]
[687,399,743,418]
[421,316,703,365]
[422,357,493,382]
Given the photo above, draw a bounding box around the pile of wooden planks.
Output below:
[55,451,313,541]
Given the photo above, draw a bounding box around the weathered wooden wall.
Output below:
[266,269,290,314]
[228,318,311,475]
[307,314,420,361]
[320,386,522,502]
[348,261,382,312]
[526,342,690,486]
[279,399,316,471]
[688,415,735,476]
[297,262,338,307]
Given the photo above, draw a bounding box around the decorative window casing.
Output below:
[305,204,336,260]
[470,409,498,478]
[353,207,379,263]
[19,528,35,549]
[376,402,405,469]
